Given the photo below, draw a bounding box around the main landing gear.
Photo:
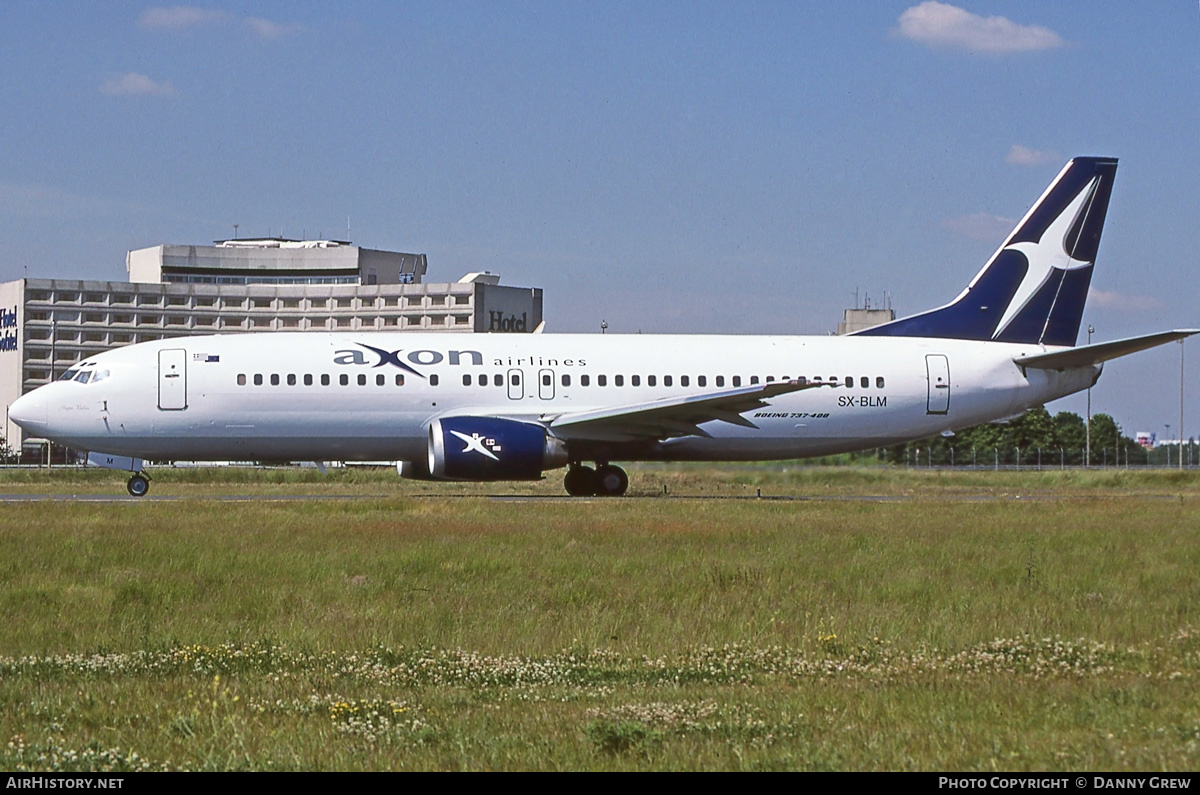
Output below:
[563,463,628,497]
[126,473,151,497]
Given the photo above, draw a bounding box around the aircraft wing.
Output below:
[546,380,825,442]
[1014,329,1200,371]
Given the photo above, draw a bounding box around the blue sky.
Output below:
[2,2,1198,440]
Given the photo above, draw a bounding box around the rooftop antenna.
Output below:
[233,224,239,240]
[600,319,608,334]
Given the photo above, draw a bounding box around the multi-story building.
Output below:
[2,239,544,448]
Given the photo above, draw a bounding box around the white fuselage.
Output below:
[12,331,1099,464]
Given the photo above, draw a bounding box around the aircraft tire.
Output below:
[127,474,150,498]
[564,465,597,497]
[594,464,628,497]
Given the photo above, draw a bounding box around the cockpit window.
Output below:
[92,369,110,383]
[59,367,81,381]
[74,371,92,383]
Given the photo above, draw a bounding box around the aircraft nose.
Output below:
[9,388,48,432]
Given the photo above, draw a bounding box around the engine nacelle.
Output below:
[428,417,568,481]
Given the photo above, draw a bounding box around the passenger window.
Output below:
[797,376,807,386]
[750,376,759,385]
[376,374,385,386]
[664,375,672,387]
[358,374,367,386]
[615,375,624,387]
[597,375,607,387]
[430,374,439,386]
[238,374,247,386]
[632,375,640,386]
[395,375,404,386]
[716,376,724,387]
[270,374,280,386]
[340,374,349,386]
[681,375,690,387]
[494,374,503,387]
[861,376,869,388]
[732,376,741,387]
[287,374,296,386]
[254,374,263,386]
[304,374,313,386]
[648,375,657,387]
[698,376,707,387]
[321,374,330,386]
[543,374,552,386]
[766,376,775,382]
[562,374,571,387]
[876,376,885,388]
[845,376,853,387]
[463,374,472,386]
[581,374,590,386]
[479,374,487,386]
[511,374,520,386]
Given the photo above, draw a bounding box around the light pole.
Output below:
[1165,424,1171,468]
[1180,339,1185,470]
[1086,324,1093,466]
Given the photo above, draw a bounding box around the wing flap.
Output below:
[548,380,826,442]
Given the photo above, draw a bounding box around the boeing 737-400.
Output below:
[9,157,1196,496]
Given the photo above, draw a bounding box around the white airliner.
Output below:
[9,157,1196,497]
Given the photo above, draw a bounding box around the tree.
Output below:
[1088,413,1123,463]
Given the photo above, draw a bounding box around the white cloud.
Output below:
[100,73,174,97]
[139,6,231,30]
[1088,288,1162,312]
[139,6,298,38]
[244,17,301,39]
[896,2,1064,53]
[942,212,1016,241]
[1006,145,1058,166]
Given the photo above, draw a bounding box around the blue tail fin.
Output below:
[857,157,1118,346]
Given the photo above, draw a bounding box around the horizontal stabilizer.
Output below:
[548,380,824,442]
[1014,329,1200,370]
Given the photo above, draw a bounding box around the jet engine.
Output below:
[422,416,568,481]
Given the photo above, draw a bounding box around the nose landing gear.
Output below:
[563,462,628,497]
[126,473,151,497]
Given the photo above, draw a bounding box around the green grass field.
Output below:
[2,466,1199,770]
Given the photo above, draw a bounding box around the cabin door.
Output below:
[538,369,555,400]
[507,369,524,400]
[926,354,950,414]
[158,348,188,410]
